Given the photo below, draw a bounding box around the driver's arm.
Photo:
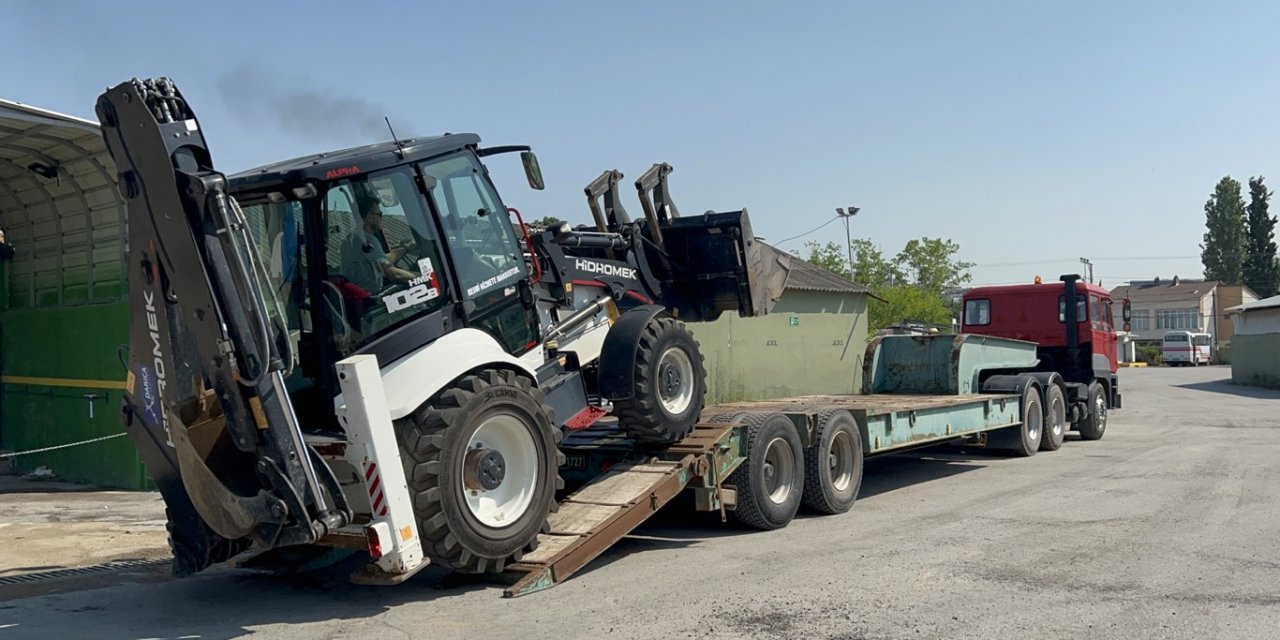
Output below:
[379,260,417,282]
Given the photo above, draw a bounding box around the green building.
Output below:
[0,100,147,488]
[689,246,872,403]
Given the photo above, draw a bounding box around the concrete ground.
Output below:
[2,366,1278,639]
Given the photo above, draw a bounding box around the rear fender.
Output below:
[334,328,537,422]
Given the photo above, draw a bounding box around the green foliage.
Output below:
[1244,176,1280,298]
[1201,176,1248,284]
[868,285,952,335]
[894,237,975,296]
[795,236,972,337]
[1136,343,1163,365]
[531,215,564,227]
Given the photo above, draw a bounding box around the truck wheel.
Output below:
[614,317,707,444]
[1077,381,1108,441]
[990,384,1042,456]
[1038,384,1067,452]
[395,369,564,574]
[727,412,805,530]
[802,409,863,515]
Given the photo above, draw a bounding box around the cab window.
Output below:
[964,299,991,326]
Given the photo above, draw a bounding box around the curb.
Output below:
[1119,362,1148,368]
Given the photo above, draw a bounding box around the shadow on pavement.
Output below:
[1175,379,1280,400]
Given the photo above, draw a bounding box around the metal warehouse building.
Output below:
[1228,295,1280,389]
[0,100,147,488]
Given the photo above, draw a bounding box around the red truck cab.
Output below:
[961,274,1126,430]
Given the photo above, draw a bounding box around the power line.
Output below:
[771,215,840,247]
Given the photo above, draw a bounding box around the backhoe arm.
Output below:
[96,78,349,576]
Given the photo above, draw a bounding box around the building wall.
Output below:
[688,290,868,404]
[1230,307,1280,388]
[1215,285,1259,345]
[1118,293,1216,342]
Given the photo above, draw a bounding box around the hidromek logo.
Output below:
[575,259,637,280]
[144,289,174,447]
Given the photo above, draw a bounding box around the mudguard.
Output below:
[597,305,666,401]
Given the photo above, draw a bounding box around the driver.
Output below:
[340,201,417,295]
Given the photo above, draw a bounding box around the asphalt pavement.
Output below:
[2,365,1277,640]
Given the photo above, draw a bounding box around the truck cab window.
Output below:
[1058,294,1086,323]
[964,299,991,326]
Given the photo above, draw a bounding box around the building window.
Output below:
[1155,308,1200,330]
[1130,309,1150,332]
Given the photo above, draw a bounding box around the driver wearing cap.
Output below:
[340,200,416,294]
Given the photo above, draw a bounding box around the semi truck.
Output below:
[95,76,1121,598]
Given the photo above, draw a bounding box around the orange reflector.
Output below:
[1034,275,1042,284]
[400,526,413,542]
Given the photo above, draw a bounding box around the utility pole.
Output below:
[1079,257,1094,284]
[836,206,860,279]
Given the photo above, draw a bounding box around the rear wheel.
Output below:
[727,413,805,530]
[991,384,1042,456]
[394,369,563,573]
[1077,381,1108,441]
[802,409,863,515]
[614,317,708,444]
[1039,384,1067,452]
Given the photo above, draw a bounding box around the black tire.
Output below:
[801,409,863,515]
[1039,384,1067,452]
[1077,381,1108,441]
[727,412,805,530]
[394,369,564,573]
[614,317,707,444]
[990,384,1042,457]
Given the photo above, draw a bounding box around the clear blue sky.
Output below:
[7,0,1280,288]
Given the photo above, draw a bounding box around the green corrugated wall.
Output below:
[0,262,149,489]
[689,290,869,404]
[1230,333,1280,389]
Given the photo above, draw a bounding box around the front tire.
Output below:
[394,369,563,573]
[614,317,708,444]
[1077,381,1108,441]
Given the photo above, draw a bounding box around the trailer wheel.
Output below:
[990,384,1042,456]
[395,369,563,574]
[1038,384,1067,452]
[727,412,805,530]
[802,409,863,515]
[1077,381,1108,441]
[614,317,707,444]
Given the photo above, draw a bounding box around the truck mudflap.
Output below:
[98,77,350,575]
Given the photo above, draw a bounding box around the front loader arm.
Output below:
[96,78,348,576]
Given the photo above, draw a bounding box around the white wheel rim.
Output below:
[657,346,695,415]
[829,430,856,492]
[1049,395,1066,438]
[464,413,538,529]
[1095,395,1107,428]
[1025,399,1042,441]
[763,436,795,504]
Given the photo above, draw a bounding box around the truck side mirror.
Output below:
[1122,299,1132,321]
[521,151,545,191]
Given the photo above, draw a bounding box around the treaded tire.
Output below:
[394,369,564,574]
[614,317,707,444]
[727,412,804,530]
[1039,384,1067,452]
[990,384,1042,457]
[802,409,863,515]
[1078,381,1108,441]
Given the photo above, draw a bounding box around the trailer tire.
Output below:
[727,412,805,530]
[801,409,863,515]
[614,317,707,444]
[394,369,563,574]
[1077,381,1108,441]
[1039,384,1067,452]
[990,384,1042,456]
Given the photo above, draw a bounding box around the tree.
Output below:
[849,239,904,288]
[798,241,850,279]
[1244,176,1280,297]
[531,216,564,228]
[1201,176,1248,284]
[867,285,952,335]
[893,237,975,296]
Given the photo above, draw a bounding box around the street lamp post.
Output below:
[836,206,860,278]
[1079,257,1094,284]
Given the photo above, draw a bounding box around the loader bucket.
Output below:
[652,209,791,323]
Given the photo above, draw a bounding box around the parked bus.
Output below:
[1162,330,1212,366]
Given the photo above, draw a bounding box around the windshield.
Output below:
[321,165,450,355]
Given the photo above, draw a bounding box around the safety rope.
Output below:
[0,432,127,459]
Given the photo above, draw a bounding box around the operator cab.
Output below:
[229,135,543,427]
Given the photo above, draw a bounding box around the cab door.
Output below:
[1091,294,1118,371]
